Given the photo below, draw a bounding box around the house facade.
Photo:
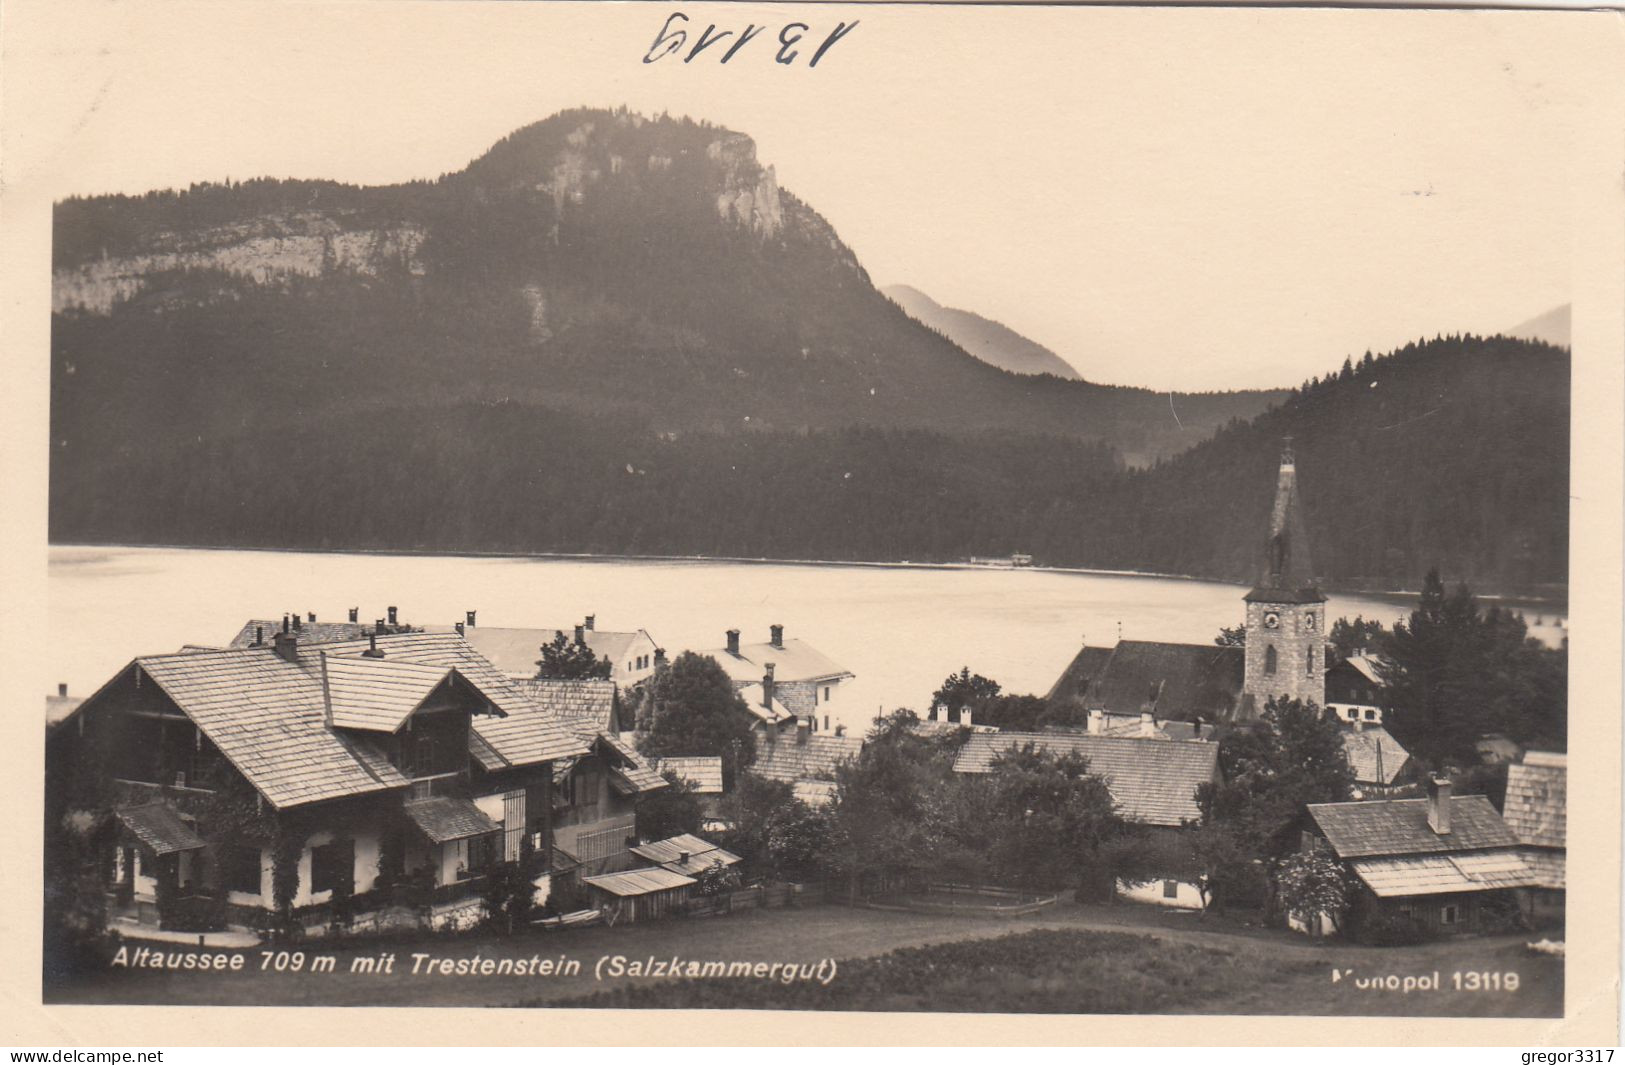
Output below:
[518,677,666,878]
[459,617,661,687]
[700,625,855,730]
[57,627,588,934]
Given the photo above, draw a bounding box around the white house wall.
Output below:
[1117,877,1205,910]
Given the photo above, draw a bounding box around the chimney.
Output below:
[387,605,398,627]
[291,613,302,632]
[769,623,784,648]
[574,624,586,645]
[307,611,316,623]
[762,663,776,710]
[363,631,385,659]
[1192,716,1203,739]
[282,614,291,634]
[654,647,667,670]
[253,625,265,647]
[466,610,477,628]
[962,706,973,728]
[796,718,810,745]
[726,629,740,656]
[584,615,596,631]
[455,621,465,636]
[57,682,67,698]
[1140,711,1156,737]
[348,607,359,623]
[1088,709,1104,735]
[678,850,690,866]
[1426,777,1451,835]
[272,628,299,664]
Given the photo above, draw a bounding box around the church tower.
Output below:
[1242,439,1327,715]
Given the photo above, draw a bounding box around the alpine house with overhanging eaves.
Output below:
[56,626,588,933]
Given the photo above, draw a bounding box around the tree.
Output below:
[1328,615,1386,660]
[825,710,959,890]
[980,744,1130,894]
[1276,850,1355,934]
[1194,697,1355,917]
[633,652,757,778]
[1214,625,1246,648]
[1380,570,1567,766]
[636,772,704,841]
[42,809,118,982]
[930,667,1001,723]
[535,629,611,680]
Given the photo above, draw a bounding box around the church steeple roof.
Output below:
[1245,437,1325,604]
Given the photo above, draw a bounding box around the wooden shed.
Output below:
[582,867,696,924]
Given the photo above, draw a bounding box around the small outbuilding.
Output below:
[582,867,696,924]
[1305,778,1536,939]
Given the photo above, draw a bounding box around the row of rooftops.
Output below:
[226,612,852,687]
[61,606,863,814]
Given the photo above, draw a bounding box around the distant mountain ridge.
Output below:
[48,108,1566,592]
[882,284,1082,380]
[1506,304,1570,350]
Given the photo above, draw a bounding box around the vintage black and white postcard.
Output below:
[2,0,1621,1047]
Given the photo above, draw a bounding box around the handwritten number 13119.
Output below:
[644,13,859,67]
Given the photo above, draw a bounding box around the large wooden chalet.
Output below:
[52,625,589,933]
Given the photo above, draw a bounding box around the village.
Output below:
[41,444,1567,1012]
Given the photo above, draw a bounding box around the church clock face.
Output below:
[1305,612,1317,630]
[1263,611,1281,629]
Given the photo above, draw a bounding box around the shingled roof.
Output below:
[116,803,207,855]
[1350,852,1537,898]
[1341,726,1412,786]
[750,732,865,785]
[1307,795,1519,859]
[404,796,501,844]
[228,620,374,648]
[86,632,587,809]
[321,655,496,733]
[1503,753,1566,849]
[953,733,1219,826]
[654,757,724,793]
[630,833,741,876]
[601,733,668,795]
[1047,641,1245,722]
[518,678,617,739]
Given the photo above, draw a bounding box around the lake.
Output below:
[47,546,1568,732]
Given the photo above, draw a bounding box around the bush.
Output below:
[695,859,744,897]
[541,872,589,917]
[480,861,536,934]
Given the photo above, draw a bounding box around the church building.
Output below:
[1048,441,1326,723]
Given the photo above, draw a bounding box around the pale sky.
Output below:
[3,1,1608,390]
